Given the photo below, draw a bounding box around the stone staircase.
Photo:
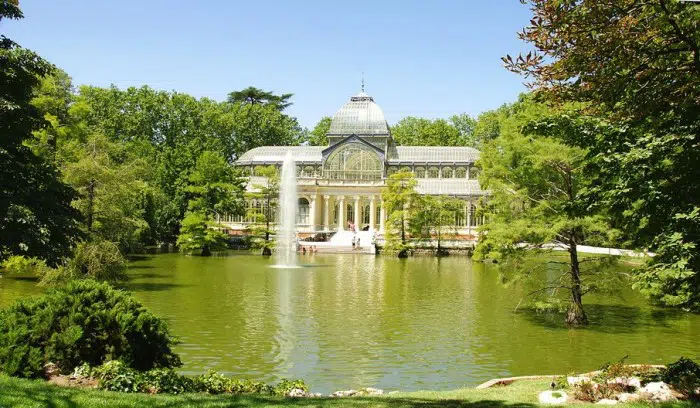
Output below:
[312,230,375,254]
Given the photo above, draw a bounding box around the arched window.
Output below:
[304,166,315,178]
[469,203,478,227]
[400,166,411,173]
[427,167,439,178]
[415,167,426,178]
[297,198,310,224]
[469,166,479,179]
[455,167,467,178]
[333,203,339,224]
[387,167,398,176]
[363,204,370,224]
[296,165,302,177]
[347,204,354,222]
[323,142,383,180]
[442,167,453,178]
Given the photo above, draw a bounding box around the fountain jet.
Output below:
[274,152,298,268]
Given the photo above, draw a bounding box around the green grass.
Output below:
[1,375,698,408]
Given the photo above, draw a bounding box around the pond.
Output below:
[1,252,698,393]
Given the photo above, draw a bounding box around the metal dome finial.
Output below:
[361,72,365,92]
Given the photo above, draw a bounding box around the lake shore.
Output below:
[2,375,696,408]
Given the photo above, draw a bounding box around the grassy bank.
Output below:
[1,375,698,408]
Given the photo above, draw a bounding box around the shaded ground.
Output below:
[1,375,698,408]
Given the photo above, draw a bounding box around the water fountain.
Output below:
[274,152,299,268]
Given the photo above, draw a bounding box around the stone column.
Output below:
[369,196,377,231]
[380,199,386,232]
[309,195,317,231]
[466,200,472,233]
[467,165,471,180]
[323,195,330,231]
[337,196,345,232]
[354,196,361,230]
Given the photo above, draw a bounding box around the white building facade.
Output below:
[225,90,487,243]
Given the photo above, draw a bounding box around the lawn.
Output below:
[1,375,698,408]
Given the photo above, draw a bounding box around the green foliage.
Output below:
[662,357,700,399]
[185,151,244,217]
[0,255,51,277]
[65,239,126,282]
[226,86,293,111]
[392,116,473,147]
[0,6,82,266]
[245,165,279,253]
[475,99,619,325]
[273,379,309,396]
[176,212,228,256]
[414,195,464,255]
[0,280,181,378]
[382,171,420,255]
[308,116,332,146]
[507,0,700,311]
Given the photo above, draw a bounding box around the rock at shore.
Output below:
[538,390,568,404]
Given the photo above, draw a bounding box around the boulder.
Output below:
[640,382,676,402]
[596,398,618,405]
[287,388,308,398]
[360,388,384,396]
[607,377,641,389]
[43,362,61,378]
[538,390,568,404]
[331,390,358,397]
[617,393,641,403]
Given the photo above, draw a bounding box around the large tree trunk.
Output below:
[201,245,212,257]
[566,236,588,326]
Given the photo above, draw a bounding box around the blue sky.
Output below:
[4,0,534,128]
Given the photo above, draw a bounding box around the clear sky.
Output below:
[4,0,534,128]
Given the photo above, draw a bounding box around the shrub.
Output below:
[193,370,231,394]
[142,368,195,394]
[273,378,309,396]
[0,280,181,378]
[0,255,52,276]
[662,357,700,399]
[92,360,143,393]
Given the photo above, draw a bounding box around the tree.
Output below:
[475,102,616,326]
[505,0,700,311]
[177,151,245,256]
[245,166,279,256]
[226,86,293,111]
[391,117,461,146]
[176,212,228,256]
[60,131,149,251]
[382,171,421,258]
[449,113,478,147]
[417,196,464,257]
[308,116,332,146]
[0,3,82,265]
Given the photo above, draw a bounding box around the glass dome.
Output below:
[327,91,390,136]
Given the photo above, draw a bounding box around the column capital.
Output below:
[369,195,377,202]
[353,195,361,201]
[337,195,345,201]
[323,195,330,201]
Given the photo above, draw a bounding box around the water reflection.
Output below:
[1,252,698,393]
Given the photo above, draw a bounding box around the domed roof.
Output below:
[327,91,390,136]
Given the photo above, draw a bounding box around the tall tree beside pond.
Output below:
[505,0,700,311]
[245,166,280,256]
[382,171,421,258]
[0,4,82,265]
[416,196,465,257]
[475,101,617,326]
[308,116,332,146]
[177,151,245,256]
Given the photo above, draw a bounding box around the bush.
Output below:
[0,255,53,277]
[273,378,309,396]
[92,360,143,393]
[662,357,700,399]
[0,280,181,378]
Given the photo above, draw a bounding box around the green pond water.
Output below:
[1,252,698,393]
